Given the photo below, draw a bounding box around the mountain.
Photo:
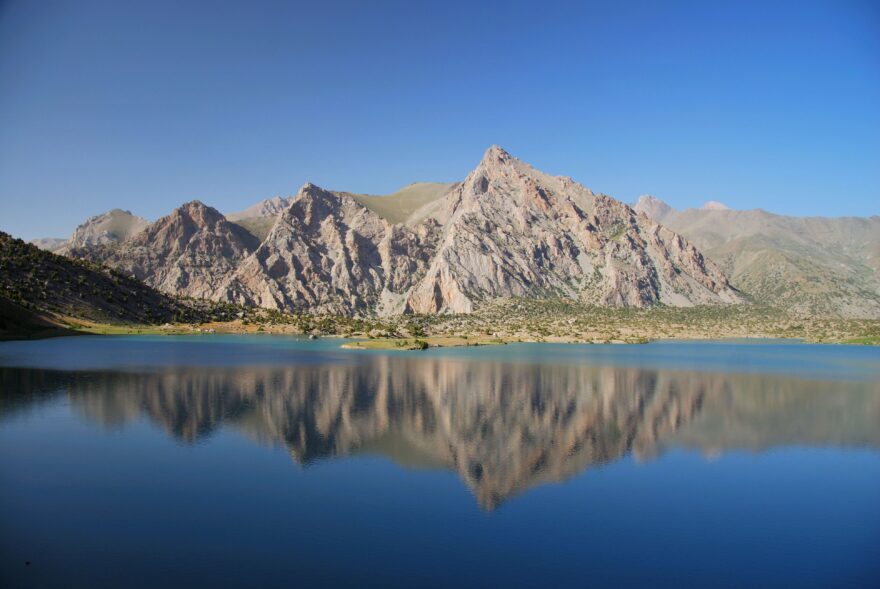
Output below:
[29,209,150,254]
[226,195,294,242]
[634,197,880,318]
[225,183,456,242]
[633,195,672,221]
[62,208,149,251]
[227,195,294,221]
[347,182,457,224]
[29,237,67,252]
[402,146,741,313]
[223,184,440,315]
[0,232,203,338]
[69,201,260,299]
[218,147,740,315]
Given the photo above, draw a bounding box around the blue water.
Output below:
[1,337,879,588]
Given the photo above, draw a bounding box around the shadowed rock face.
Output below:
[70,201,260,299]
[5,357,876,510]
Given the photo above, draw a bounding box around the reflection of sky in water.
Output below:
[1,338,878,588]
[1,336,879,380]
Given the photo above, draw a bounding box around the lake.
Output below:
[1,336,879,588]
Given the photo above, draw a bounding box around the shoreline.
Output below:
[3,322,878,348]
[3,301,879,346]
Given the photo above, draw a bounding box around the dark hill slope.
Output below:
[0,232,206,338]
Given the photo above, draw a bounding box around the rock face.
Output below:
[402,146,741,313]
[65,146,743,315]
[71,201,259,299]
[222,184,439,314]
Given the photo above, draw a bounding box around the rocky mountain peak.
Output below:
[62,208,150,251]
[298,182,322,194]
[481,144,513,164]
[165,201,235,234]
[403,147,742,314]
[702,200,729,210]
[68,200,259,300]
[64,147,745,317]
[223,181,439,315]
[633,195,673,221]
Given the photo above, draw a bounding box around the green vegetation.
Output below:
[0,232,242,339]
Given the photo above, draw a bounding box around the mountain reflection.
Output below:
[2,357,879,509]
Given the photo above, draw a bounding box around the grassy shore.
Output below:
[7,298,879,348]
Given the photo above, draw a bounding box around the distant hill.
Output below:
[0,232,206,339]
[30,209,150,254]
[29,237,67,252]
[347,182,457,224]
[69,201,260,300]
[634,196,880,317]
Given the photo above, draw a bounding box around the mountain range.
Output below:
[28,146,879,318]
[633,196,880,317]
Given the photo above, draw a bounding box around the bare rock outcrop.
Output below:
[221,184,439,314]
[70,201,259,299]
[404,146,742,313]
[65,146,744,315]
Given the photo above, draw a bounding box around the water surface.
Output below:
[1,337,879,588]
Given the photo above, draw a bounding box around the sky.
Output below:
[0,0,878,240]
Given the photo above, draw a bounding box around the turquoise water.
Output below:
[1,336,879,587]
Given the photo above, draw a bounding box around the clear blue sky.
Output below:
[1,0,878,239]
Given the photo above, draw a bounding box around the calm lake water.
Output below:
[1,336,879,588]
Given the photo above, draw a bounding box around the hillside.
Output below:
[0,232,208,339]
[634,196,880,317]
[348,182,457,224]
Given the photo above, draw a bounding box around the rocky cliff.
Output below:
[222,184,440,314]
[402,146,741,313]
[70,201,259,299]
[65,146,743,315]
